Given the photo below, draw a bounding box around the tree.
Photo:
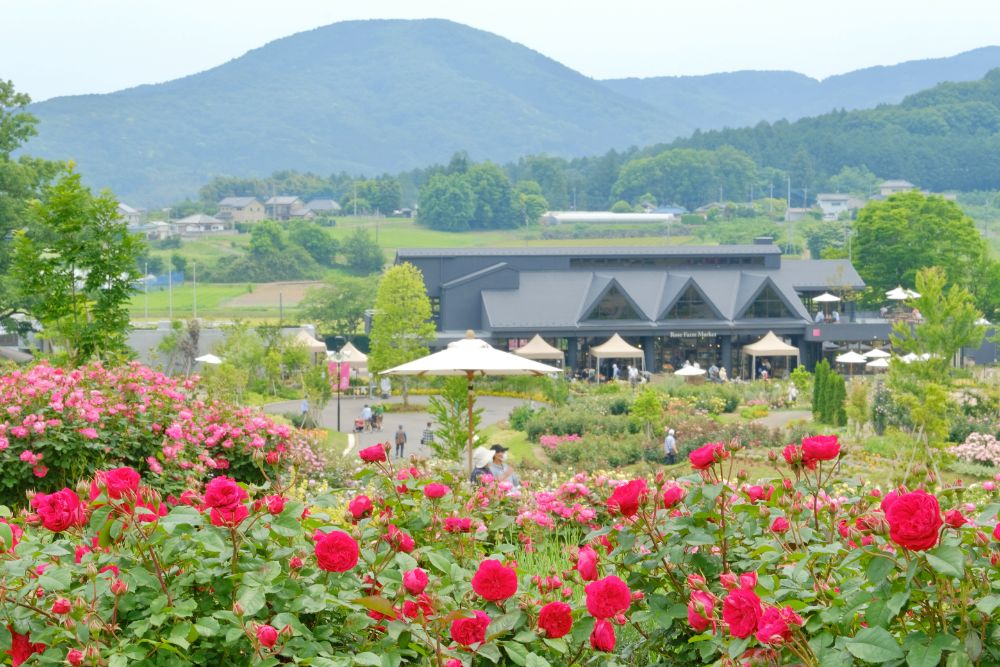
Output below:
[853,192,987,300]
[368,263,436,405]
[465,162,520,229]
[300,275,375,342]
[889,266,987,368]
[0,80,61,320]
[514,181,549,225]
[629,387,663,441]
[418,173,475,231]
[289,220,339,266]
[426,377,483,461]
[812,359,830,422]
[342,228,385,274]
[12,166,143,364]
[249,220,287,256]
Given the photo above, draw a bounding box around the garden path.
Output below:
[264,394,530,459]
[753,409,812,429]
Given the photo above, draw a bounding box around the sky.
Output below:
[4,0,1000,101]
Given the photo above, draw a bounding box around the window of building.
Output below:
[584,285,641,320]
[663,285,715,319]
[744,284,793,319]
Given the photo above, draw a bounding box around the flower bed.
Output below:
[0,433,998,665]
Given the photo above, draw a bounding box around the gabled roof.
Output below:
[266,196,302,205]
[304,198,341,211]
[117,203,139,214]
[218,196,260,207]
[880,180,914,188]
[579,276,646,321]
[657,275,724,320]
[781,260,864,291]
[176,213,221,224]
[734,275,806,320]
[816,193,852,201]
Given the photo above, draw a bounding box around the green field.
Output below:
[130,283,305,322]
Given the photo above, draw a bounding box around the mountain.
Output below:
[602,46,1000,130]
[22,19,685,205]
[669,69,1000,193]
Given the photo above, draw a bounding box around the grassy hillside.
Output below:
[23,19,682,206]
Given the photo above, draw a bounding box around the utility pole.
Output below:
[787,177,791,210]
[144,261,148,320]
[803,188,808,208]
[167,255,173,321]
[719,186,723,204]
[192,260,197,319]
[769,183,774,214]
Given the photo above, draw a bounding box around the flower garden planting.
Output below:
[0,362,998,665]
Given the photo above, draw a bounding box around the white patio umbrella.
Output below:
[835,350,867,377]
[194,354,222,365]
[866,357,890,370]
[381,331,559,474]
[899,352,920,363]
[813,292,841,318]
[864,348,891,359]
[886,286,921,300]
[673,362,707,377]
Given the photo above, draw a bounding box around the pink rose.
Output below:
[403,567,429,595]
[687,590,715,632]
[722,588,762,639]
[423,483,450,499]
[31,489,85,533]
[576,545,599,581]
[256,624,278,649]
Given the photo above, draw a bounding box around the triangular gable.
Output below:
[580,278,645,321]
[659,277,724,320]
[736,278,797,320]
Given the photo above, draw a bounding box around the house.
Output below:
[130,221,172,241]
[879,180,916,197]
[217,197,265,223]
[540,211,678,225]
[304,199,342,215]
[265,196,304,220]
[784,207,810,222]
[172,214,232,235]
[815,194,864,221]
[117,203,142,226]
[289,206,315,220]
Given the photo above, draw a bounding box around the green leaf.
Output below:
[0,523,12,551]
[354,653,382,666]
[976,594,1000,615]
[37,568,71,592]
[504,642,529,666]
[906,644,943,667]
[477,643,501,663]
[846,627,904,663]
[426,550,451,573]
[964,631,982,661]
[237,587,267,616]
[487,611,524,639]
[865,556,895,584]
[525,654,551,667]
[542,637,568,653]
[168,621,192,649]
[354,596,395,617]
[193,616,220,637]
[159,506,204,534]
[926,545,965,579]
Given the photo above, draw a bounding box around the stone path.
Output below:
[754,409,812,429]
[263,393,531,459]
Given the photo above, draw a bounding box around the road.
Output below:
[263,393,531,459]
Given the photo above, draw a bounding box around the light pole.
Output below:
[332,349,351,431]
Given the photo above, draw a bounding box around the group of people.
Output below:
[706,363,728,383]
[610,363,643,387]
[814,310,841,323]
[383,421,435,459]
[356,404,385,433]
[470,444,520,487]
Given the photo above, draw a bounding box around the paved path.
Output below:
[263,394,531,459]
[754,409,812,429]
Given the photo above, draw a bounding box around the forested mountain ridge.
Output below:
[22,19,683,205]
[602,46,1000,130]
[667,69,1000,193]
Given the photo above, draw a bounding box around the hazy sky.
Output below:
[5,0,1000,101]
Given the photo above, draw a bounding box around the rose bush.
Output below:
[0,431,999,665]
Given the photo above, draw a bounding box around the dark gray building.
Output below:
[395,243,996,376]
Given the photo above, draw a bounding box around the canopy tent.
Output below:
[293,330,328,364]
[335,341,368,365]
[194,354,222,365]
[381,331,558,474]
[742,331,799,380]
[886,286,920,300]
[513,335,565,364]
[589,333,644,376]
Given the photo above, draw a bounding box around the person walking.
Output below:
[663,428,677,465]
[394,425,408,459]
[361,404,373,432]
[420,422,435,450]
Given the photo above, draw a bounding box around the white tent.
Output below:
[293,330,328,364]
[194,353,222,365]
[742,331,799,379]
[886,286,920,300]
[589,333,644,375]
[513,335,565,364]
[866,358,890,370]
[813,292,841,303]
[382,331,558,473]
[864,348,891,359]
[336,341,368,366]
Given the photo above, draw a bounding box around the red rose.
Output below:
[51,598,71,615]
[745,485,773,503]
[385,524,415,553]
[423,483,450,499]
[688,590,715,632]
[359,444,387,463]
[994,522,1000,541]
[264,495,286,514]
[348,495,373,520]
[6,626,44,667]
[450,610,490,646]
[577,545,599,581]
[689,442,726,470]
[944,509,968,528]
[801,435,840,462]
[606,479,649,517]
[402,594,435,620]
[770,517,790,534]
[585,575,631,619]
[0,518,23,553]
[537,601,573,638]
[403,567,429,595]
[314,530,359,572]
[210,505,249,527]
[755,606,803,645]
[203,476,248,510]
[781,444,802,465]
[30,489,84,532]
[661,484,685,508]
[590,619,616,652]
[256,624,278,649]
[67,649,85,666]
[90,467,140,501]
[444,517,472,533]
[722,588,762,639]
[884,490,943,551]
[471,559,518,601]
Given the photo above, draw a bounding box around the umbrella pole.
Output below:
[467,370,474,477]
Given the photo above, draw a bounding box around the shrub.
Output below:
[949,432,1000,467]
[508,404,536,431]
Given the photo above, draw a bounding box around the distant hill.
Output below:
[602,46,1000,129]
[19,18,1000,206]
[670,69,1000,193]
[22,19,684,205]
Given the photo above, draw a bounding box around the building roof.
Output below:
[543,211,678,224]
[781,260,865,291]
[176,213,222,224]
[304,198,341,211]
[117,203,140,214]
[266,196,302,205]
[218,196,260,207]
[816,193,852,202]
[398,245,781,260]
[880,180,915,188]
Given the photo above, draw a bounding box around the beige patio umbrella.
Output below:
[864,348,891,359]
[813,292,841,318]
[381,331,559,474]
[835,350,867,377]
[866,357,890,371]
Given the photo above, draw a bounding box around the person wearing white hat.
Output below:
[664,428,677,465]
[470,446,493,484]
